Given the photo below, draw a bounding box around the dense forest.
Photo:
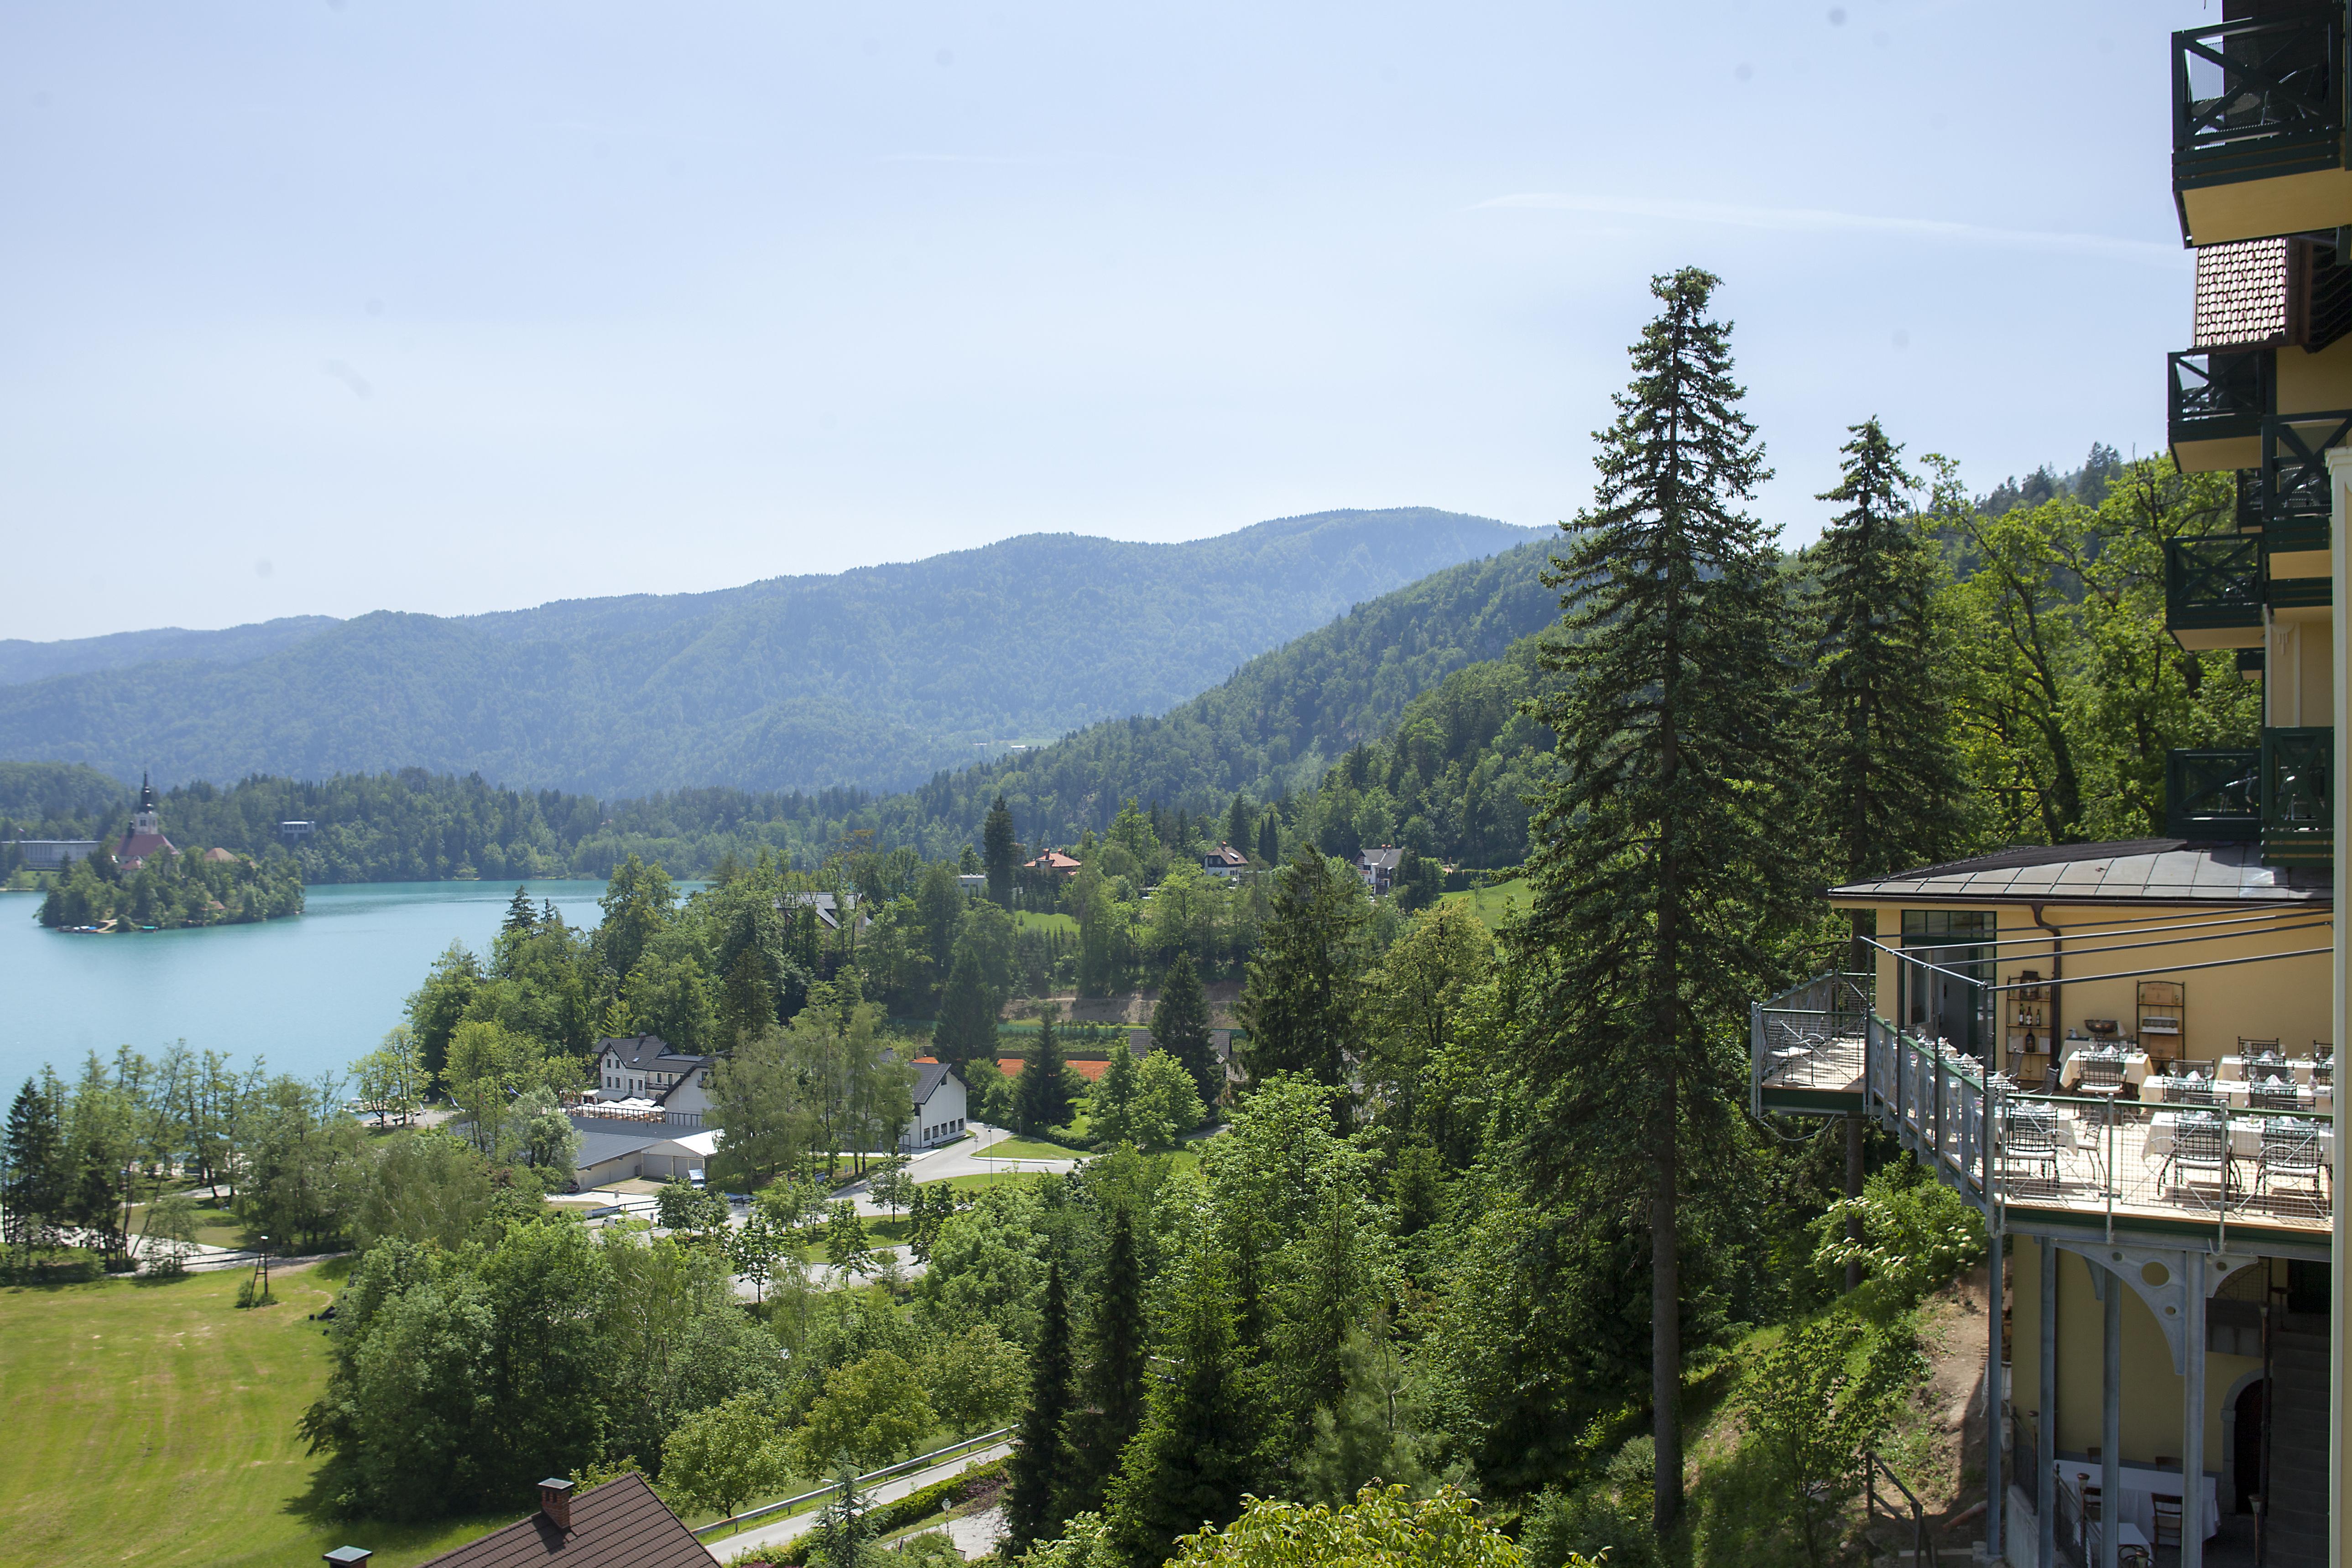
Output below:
[0,509,1536,798]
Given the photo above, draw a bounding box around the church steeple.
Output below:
[131,772,161,837]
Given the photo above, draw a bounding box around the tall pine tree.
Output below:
[1149,954,1221,1122]
[932,951,999,1073]
[1255,813,1280,867]
[1064,1205,1149,1511]
[1,1078,65,1259]
[1224,793,1252,854]
[1005,1258,1078,1554]
[984,796,1020,906]
[501,885,536,936]
[1015,1007,1076,1136]
[1103,1255,1258,1567]
[1804,417,1971,883]
[1237,847,1366,1091]
[1514,267,1808,1533]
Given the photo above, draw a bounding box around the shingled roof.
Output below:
[2193,236,2291,348]
[416,1474,712,1568]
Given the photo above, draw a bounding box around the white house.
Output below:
[594,1034,715,1119]
[569,1119,720,1188]
[1200,843,1250,880]
[901,1062,970,1151]
[1356,844,1405,895]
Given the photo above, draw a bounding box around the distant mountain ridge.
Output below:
[0,509,1539,797]
[0,617,341,686]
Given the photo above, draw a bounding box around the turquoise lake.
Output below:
[0,880,623,1093]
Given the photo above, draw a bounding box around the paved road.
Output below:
[708,1440,1014,1560]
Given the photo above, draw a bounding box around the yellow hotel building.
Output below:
[1754,7,2352,1564]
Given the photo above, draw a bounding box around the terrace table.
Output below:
[2055,1462,2219,1544]
[2212,1078,2334,1114]
[2220,1055,2323,1084]
[2059,1048,2153,1089]
[2144,1111,2335,1164]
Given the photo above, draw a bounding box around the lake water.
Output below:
[0,880,621,1093]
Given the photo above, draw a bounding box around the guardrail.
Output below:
[690,1426,1013,1540]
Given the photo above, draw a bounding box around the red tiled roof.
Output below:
[417,1474,709,1568]
[115,831,175,868]
[998,1057,1110,1081]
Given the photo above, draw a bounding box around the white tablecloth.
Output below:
[2055,1462,2219,1543]
[2220,1055,2323,1084]
[2060,1048,2152,1089]
[2145,1111,2334,1164]
[2152,1078,2333,1114]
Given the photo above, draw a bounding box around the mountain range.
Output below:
[0,509,1538,798]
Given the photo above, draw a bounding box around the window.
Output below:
[1899,909,1996,1057]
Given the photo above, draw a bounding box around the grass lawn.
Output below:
[1013,912,1078,936]
[973,1137,1084,1162]
[926,1171,1051,1195]
[0,1258,513,1568]
[1441,876,1528,930]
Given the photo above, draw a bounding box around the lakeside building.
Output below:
[2,839,98,871]
[1756,13,2352,1563]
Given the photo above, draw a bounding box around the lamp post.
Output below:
[258,1234,270,1305]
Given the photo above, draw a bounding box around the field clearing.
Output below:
[0,1259,508,1568]
[972,1137,1084,1163]
[1441,877,1528,930]
[1014,911,1079,935]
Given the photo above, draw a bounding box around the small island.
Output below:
[35,775,303,932]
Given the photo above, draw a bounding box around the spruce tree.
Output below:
[1149,954,1221,1122]
[1514,267,1807,1532]
[1805,417,1970,883]
[501,885,536,936]
[1,1078,64,1259]
[1065,1205,1148,1510]
[1103,1255,1257,1565]
[1225,793,1252,854]
[984,796,1020,906]
[1015,1008,1076,1136]
[1092,1042,1141,1147]
[932,951,999,1073]
[1255,812,1280,867]
[1237,847,1366,1090]
[1005,1258,1077,1554]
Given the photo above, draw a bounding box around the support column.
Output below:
[2040,1240,2057,1568]
[2103,1269,2123,1568]
[2183,1250,2206,1568]
[1844,1113,1864,1293]
[1987,1229,2005,1563]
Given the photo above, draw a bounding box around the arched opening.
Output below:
[2232,1378,2267,1515]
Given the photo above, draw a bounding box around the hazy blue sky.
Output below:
[4,2,2192,643]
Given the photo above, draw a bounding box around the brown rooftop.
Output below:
[415,1474,713,1568]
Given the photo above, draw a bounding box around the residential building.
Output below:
[593,1034,714,1120]
[777,889,871,932]
[114,773,175,870]
[1201,843,1250,879]
[1356,844,1404,895]
[568,1119,718,1188]
[2,839,98,872]
[902,1061,970,1151]
[1025,849,1082,879]
[326,1471,711,1568]
[277,820,316,842]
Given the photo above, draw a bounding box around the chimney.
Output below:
[322,1551,373,1567]
[538,1477,576,1531]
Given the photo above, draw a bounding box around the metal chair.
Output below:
[2168,1077,2219,1107]
[2240,1036,2284,1056]
[2078,1053,2127,1100]
[2250,1075,2302,1111]
[2258,1117,2328,1216]
[2163,1114,2236,1206]
[2152,1493,2183,1550]
[2000,1107,2062,1196]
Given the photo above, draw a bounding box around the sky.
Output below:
[1,1,2198,645]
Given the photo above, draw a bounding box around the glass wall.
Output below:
[1900,909,1996,1058]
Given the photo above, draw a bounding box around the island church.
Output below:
[114,774,176,870]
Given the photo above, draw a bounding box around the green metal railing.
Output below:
[2259,409,2352,538]
[2165,748,2261,841]
[2261,725,2333,866]
[2165,533,2264,633]
[2169,349,2270,445]
[2174,12,2343,186]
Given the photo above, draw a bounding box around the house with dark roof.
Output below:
[1355,844,1404,895]
[777,890,871,931]
[902,1060,970,1151]
[594,1035,715,1119]
[324,1472,714,1568]
[1200,843,1250,879]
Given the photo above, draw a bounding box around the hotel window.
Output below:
[1899,909,1996,1058]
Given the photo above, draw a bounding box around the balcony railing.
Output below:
[1749,971,1875,1116]
[2169,349,2271,445]
[2165,533,2265,632]
[1841,1011,2334,1244]
[2165,748,2261,841]
[2174,12,2344,186]
[2261,724,2332,865]
[2258,408,2352,542]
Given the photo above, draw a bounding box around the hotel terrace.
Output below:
[1756,7,2352,1565]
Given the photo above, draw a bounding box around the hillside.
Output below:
[1,536,1566,880]
[0,508,1537,798]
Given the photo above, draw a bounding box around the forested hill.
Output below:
[0,507,1536,798]
[0,537,1564,881]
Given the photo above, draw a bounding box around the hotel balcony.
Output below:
[1752,990,2335,1251]
[2262,724,2333,865]
[2174,9,2351,246]
[2168,349,2272,473]
[2166,533,2266,649]
[2165,748,2261,841]
[2259,407,2352,568]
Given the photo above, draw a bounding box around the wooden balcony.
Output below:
[2174,10,2352,245]
[2164,533,2265,650]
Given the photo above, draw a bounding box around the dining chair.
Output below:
[2258,1118,2328,1216]
[2001,1108,2062,1195]
[2165,1116,2235,1206]
[2251,1078,2302,1111]
[2152,1493,2183,1549]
